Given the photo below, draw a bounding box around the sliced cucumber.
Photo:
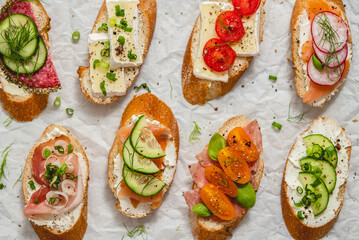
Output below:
[0,14,39,59]
[303,134,338,168]
[300,157,337,194]
[122,165,166,197]
[130,115,166,159]
[298,172,329,216]
[3,36,47,74]
[123,138,160,174]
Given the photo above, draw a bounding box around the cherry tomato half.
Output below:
[204,165,238,197]
[215,11,245,43]
[203,38,236,72]
[200,183,236,221]
[227,127,259,162]
[218,147,250,184]
[232,0,261,16]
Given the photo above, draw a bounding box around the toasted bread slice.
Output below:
[77,0,156,105]
[22,125,90,240]
[181,0,266,105]
[190,116,264,240]
[0,0,53,121]
[281,117,351,240]
[291,0,352,107]
[108,93,179,218]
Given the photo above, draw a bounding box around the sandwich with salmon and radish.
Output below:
[281,117,351,239]
[291,0,352,107]
[182,0,265,105]
[22,125,89,239]
[0,0,61,121]
[108,93,179,218]
[183,116,264,239]
[78,0,156,105]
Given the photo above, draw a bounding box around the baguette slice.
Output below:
[291,0,352,107]
[77,0,156,105]
[190,116,264,240]
[281,117,351,240]
[22,125,90,240]
[108,93,179,218]
[0,0,52,121]
[181,0,266,105]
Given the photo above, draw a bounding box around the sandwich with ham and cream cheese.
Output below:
[22,125,89,240]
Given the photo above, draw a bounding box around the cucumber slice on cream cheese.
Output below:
[122,138,160,175]
[303,134,338,167]
[122,165,166,197]
[130,115,166,159]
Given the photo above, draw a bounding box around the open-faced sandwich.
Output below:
[22,125,89,239]
[108,93,179,218]
[183,116,264,239]
[291,0,352,107]
[77,0,156,105]
[0,0,60,121]
[281,117,351,240]
[181,0,265,105]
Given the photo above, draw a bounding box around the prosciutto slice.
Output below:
[188,163,209,189]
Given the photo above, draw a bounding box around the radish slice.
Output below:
[307,54,345,86]
[45,191,69,209]
[61,179,76,195]
[311,11,348,53]
[313,44,348,68]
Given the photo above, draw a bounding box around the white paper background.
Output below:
[0,0,358,239]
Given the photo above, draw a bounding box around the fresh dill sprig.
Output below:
[134,83,151,93]
[287,101,307,123]
[0,143,13,188]
[3,117,13,127]
[13,169,23,188]
[189,121,201,143]
[176,224,181,231]
[123,223,148,240]
[168,79,173,100]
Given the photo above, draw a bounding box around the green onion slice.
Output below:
[297,211,305,220]
[301,163,311,172]
[108,17,117,27]
[67,144,73,154]
[34,198,39,204]
[72,31,80,41]
[100,81,107,96]
[296,186,303,194]
[53,97,61,107]
[124,27,133,32]
[106,72,117,81]
[42,148,51,159]
[98,23,108,31]
[293,200,302,207]
[128,49,137,60]
[93,59,100,69]
[66,108,74,116]
[118,36,125,46]
[54,146,65,154]
[115,5,125,17]
[269,75,277,81]
[28,180,36,190]
[272,121,282,130]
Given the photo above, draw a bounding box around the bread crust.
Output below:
[0,0,52,121]
[22,125,90,240]
[190,116,264,240]
[181,0,266,105]
[77,0,157,105]
[281,117,351,240]
[291,0,352,107]
[108,93,179,218]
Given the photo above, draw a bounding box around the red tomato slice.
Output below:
[203,38,236,72]
[215,11,245,43]
[232,0,261,16]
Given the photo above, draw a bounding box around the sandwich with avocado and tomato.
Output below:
[183,116,264,239]
[281,117,351,240]
[181,0,265,105]
[108,93,179,218]
[78,0,157,105]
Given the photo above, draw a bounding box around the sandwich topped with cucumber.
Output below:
[281,117,351,240]
[0,0,60,121]
[108,93,179,218]
[183,116,264,239]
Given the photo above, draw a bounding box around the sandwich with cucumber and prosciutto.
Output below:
[108,93,179,218]
[0,0,60,121]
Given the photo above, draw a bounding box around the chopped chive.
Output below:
[93,59,100,69]
[272,121,282,130]
[72,31,80,41]
[0,183,4,189]
[115,5,125,17]
[66,108,74,116]
[106,72,117,81]
[120,19,128,27]
[98,23,108,31]
[28,180,36,190]
[118,36,125,46]
[67,144,73,154]
[34,198,39,204]
[127,49,137,60]
[293,200,302,207]
[297,211,305,220]
[53,97,61,107]
[100,81,107,96]
[3,117,13,127]
[269,75,277,81]
[124,27,133,32]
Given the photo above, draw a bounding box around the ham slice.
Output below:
[188,163,209,189]
[183,189,202,209]
[244,120,262,153]
[196,147,221,168]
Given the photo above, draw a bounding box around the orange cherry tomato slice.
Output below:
[227,127,259,162]
[215,11,245,43]
[232,0,261,16]
[203,38,236,72]
[200,183,236,221]
[204,165,238,197]
[218,146,250,184]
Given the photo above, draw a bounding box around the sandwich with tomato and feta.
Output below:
[181,0,265,105]
[78,0,156,105]
[291,0,352,107]
[281,117,351,240]
[183,116,264,239]
[0,0,61,121]
[108,93,179,218]
[22,125,89,239]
